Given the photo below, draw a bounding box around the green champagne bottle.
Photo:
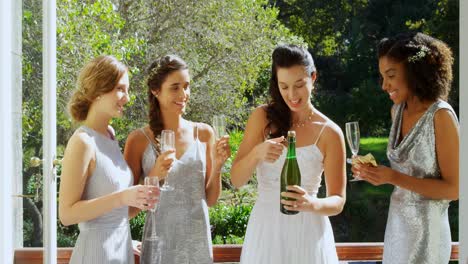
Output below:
[280,130,301,215]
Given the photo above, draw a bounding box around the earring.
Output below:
[97,96,101,100]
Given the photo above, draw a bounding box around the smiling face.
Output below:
[379,56,412,104]
[153,69,191,115]
[96,71,130,119]
[276,64,316,113]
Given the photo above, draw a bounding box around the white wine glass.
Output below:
[144,176,160,241]
[212,114,228,172]
[345,121,362,181]
[160,130,175,191]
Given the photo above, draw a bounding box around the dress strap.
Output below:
[139,128,158,154]
[313,123,328,145]
[193,122,199,141]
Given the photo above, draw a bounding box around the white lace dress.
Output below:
[240,142,339,264]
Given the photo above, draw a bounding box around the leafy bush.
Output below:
[130,211,147,241]
[57,223,79,247]
[209,203,252,244]
[209,186,257,244]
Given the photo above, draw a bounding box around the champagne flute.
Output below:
[212,114,228,172]
[212,115,227,139]
[144,176,160,241]
[160,130,175,191]
[345,121,362,181]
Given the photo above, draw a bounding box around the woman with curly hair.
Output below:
[124,55,231,264]
[353,32,459,263]
[230,44,346,263]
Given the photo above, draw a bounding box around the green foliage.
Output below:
[210,204,252,244]
[360,137,388,165]
[327,136,392,241]
[130,211,147,241]
[273,0,458,136]
[221,130,252,188]
[209,188,255,244]
[114,0,304,135]
[57,222,79,247]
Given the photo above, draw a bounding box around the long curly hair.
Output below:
[377,32,453,101]
[68,55,128,122]
[265,44,316,138]
[146,55,188,141]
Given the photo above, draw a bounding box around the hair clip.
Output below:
[408,45,430,63]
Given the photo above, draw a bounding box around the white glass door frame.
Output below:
[42,0,57,263]
[1,0,14,262]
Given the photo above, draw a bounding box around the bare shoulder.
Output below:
[325,121,344,140]
[317,115,344,142]
[434,108,459,127]
[193,122,214,143]
[250,105,268,121]
[126,127,147,143]
[312,110,343,139]
[66,129,94,156]
[125,127,151,151]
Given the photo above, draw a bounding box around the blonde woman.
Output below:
[59,55,158,264]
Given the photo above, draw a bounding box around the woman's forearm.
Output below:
[205,166,222,207]
[390,171,458,200]
[230,148,260,188]
[60,190,124,226]
[311,195,346,216]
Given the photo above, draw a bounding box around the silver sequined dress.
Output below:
[383,100,457,264]
[139,125,213,264]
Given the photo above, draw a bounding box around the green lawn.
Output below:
[359,137,388,166]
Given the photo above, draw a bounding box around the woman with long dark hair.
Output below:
[231,44,346,263]
[124,55,231,263]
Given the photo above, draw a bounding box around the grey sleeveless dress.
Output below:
[383,100,457,264]
[70,126,134,264]
[139,125,213,264]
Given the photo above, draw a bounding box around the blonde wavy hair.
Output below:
[68,55,128,122]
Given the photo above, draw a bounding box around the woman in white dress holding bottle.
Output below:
[230,44,346,264]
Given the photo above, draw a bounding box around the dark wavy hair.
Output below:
[265,44,316,138]
[146,55,188,141]
[377,32,453,101]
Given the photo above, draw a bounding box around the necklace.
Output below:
[292,109,314,128]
